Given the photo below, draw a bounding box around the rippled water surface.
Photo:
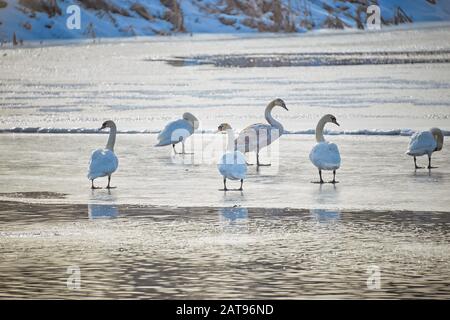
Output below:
[1,201,449,299]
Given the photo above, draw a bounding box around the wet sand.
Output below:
[0,199,449,299]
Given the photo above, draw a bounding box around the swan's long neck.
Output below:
[265,102,284,134]
[315,117,328,143]
[226,129,236,152]
[105,124,117,151]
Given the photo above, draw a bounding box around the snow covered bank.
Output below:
[1,0,450,43]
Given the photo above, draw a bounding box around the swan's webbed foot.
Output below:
[311,170,324,184]
[256,152,271,167]
[414,157,425,170]
[91,180,101,189]
[427,166,438,169]
[329,170,339,184]
[106,176,116,189]
[246,162,254,166]
[172,144,180,154]
[219,178,228,191]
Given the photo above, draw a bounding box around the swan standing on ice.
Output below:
[88,120,119,189]
[155,112,199,154]
[236,98,288,166]
[406,128,444,169]
[217,123,247,191]
[309,114,341,184]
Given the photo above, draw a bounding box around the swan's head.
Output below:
[183,112,199,130]
[99,120,116,130]
[431,127,444,151]
[217,123,232,133]
[271,98,288,111]
[324,114,340,126]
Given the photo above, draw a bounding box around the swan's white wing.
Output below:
[156,119,194,146]
[218,151,247,180]
[406,131,436,156]
[309,142,341,170]
[235,123,282,153]
[88,149,119,180]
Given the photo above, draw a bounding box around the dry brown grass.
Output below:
[79,0,130,17]
[130,3,154,21]
[219,16,236,26]
[18,0,61,17]
[322,15,348,29]
[161,0,185,32]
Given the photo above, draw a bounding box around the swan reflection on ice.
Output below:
[219,206,248,223]
[310,209,341,223]
[88,191,119,219]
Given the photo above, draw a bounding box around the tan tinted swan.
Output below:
[155,112,199,154]
[235,98,288,166]
[406,128,444,169]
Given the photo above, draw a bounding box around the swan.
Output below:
[88,120,119,189]
[406,127,444,169]
[217,123,247,191]
[309,114,341,184]
[235,98,288,166]
[155,112,199,154]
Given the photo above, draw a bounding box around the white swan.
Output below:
[217,123,247,191]
[155,112,199,154]
[309,114,341,184]
[406,127,444,169]
[235,98,288,166]
[88,120,119,189]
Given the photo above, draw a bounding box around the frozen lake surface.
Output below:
[0,134,449,212]
[1,25,450,298]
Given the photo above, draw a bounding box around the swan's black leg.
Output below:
[172,144,178,154]
[427,155,437,169]
[91,180,101,189]
[221,178,228,191]
[330,170,338,184]
[256,151,271,167]
[414,157,423,169]
[239,179,244,191]
[181,141,193,155]
[245,154,254,166]
[311,170,325,184]
[106,176,116,189]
